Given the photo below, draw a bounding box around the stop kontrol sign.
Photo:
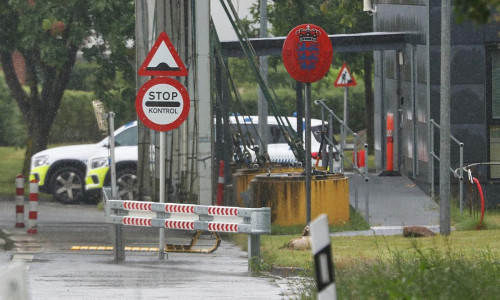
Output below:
[135,77,190,131]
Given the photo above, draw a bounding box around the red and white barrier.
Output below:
[123,202,152,211]
[121,200,239,216]
[207,222,238,232]
[106,199,270,235]
[207,206,238,216]
[164,203,195,214]
[15,175,25,228]
[165,220,195,230]
[27,179,39,234]
[104,188,270,264]
[123,217,152,227]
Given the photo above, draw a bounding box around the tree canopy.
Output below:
[453,0,500,24]
[0,0,135,176]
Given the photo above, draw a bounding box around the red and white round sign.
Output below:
[135,77,190,131]
[282,24,333,83]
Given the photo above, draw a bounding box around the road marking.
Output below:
[11,254,34,262]
[71,246,159,252]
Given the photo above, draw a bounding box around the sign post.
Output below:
[282,24,333,224]
[137,31,190,260]
[334,63,357,172]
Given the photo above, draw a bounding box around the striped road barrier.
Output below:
[103,188,270,269]
[27,179,39,234]
[15,175,25,228]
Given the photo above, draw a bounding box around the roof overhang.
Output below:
[220,32,418,57]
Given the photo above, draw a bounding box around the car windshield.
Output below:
[114,125,138,146]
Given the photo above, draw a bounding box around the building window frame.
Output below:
[486,44,500,179]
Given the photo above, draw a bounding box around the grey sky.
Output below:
[211,0,254,41]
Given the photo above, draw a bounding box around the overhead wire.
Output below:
[210,18,262,165]
[219,0,306,164]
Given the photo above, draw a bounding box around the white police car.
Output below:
[29,121,137,204]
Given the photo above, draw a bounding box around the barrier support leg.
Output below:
[248,234,261,271]
[112,224,125,262]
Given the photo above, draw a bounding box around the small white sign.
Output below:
[0,263,29,300]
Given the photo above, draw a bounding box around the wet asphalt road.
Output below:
[0,196,295,299]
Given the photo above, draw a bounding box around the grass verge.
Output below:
[0,147,25,196]
[238,230,500,298]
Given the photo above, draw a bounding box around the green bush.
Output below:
[228,58,367,133]
[0,73,27,147]
[49,90,102,144]
[67,62,99,91]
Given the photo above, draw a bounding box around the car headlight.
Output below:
[91,157,109,169]
[33,155,49,168]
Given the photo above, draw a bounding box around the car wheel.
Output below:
[50,166,85,204]
[116,168,138,200]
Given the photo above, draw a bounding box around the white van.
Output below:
[84,115,339,200]
[228,115,339,167]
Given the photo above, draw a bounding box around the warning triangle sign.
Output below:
[138,32,188,77]
[333,63,357,87]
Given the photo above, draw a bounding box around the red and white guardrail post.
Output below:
[15,175,25,228]
[27,179,39,234]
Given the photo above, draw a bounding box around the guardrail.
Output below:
[430,119,464,213]
[316,99,370,223]
[103,188,271,269]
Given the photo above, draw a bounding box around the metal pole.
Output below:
[109,112,124,262]
[297,82,304,140]
[258,0,268,151]
[430,120,435,199]
[364,143,369,223]
[344,86,349,135]
[305,83,312,224]
[459,143,464,214]
[248,234,261,271]
[109,113,117,198]
[439,0,451,235]
[159,131,166,260]
[341,86,347,173]
[328,115,334,172]
[321,106,326,167]
[353,134,358,211]
[196,0,213,206]
[340,125,344,173]
[135,0,152,202]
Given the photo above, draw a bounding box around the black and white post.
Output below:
[311,214,336,300]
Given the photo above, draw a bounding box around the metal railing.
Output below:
[430,119,464,213]
[315,100,370,223]
[103,187,270,269]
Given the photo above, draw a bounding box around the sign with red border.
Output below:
[135,77,190,131]
[282,24,333,83]
[334,63,357,87]
[138,32,188,77]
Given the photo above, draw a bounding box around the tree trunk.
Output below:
[363,52,374,154]
[1,46,77,178]
[22,125,52,178]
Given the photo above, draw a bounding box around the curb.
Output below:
[270,266,307,277]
